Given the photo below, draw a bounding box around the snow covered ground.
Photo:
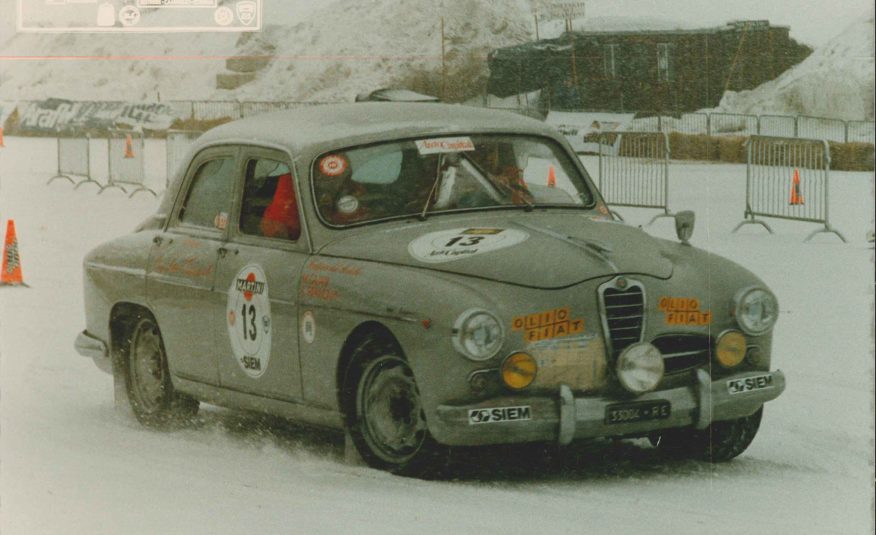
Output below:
[0,137,874,534]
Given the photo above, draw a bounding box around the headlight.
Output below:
[452,309,504,361]
[715,330,747,368]
[734,287,778,335]
[616,342,664,394]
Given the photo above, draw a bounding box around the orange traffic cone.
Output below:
[0,126,5,148]
[1,220,26,287]
[789,168,804,205]
[123,133,135,159]
[547,164,556,188]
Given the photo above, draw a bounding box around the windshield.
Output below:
[311,134,595,226]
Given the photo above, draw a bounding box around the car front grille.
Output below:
[651,333,712,374]
[600,281,645,361]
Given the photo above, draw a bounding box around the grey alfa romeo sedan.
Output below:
[76,103,784,476]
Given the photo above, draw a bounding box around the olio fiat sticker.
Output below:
[226,264,272,378]
[414,137,475,155]
[468,406,532,425]
[301,311,316,344]
[512,306,585,343]
[319,154,348,176]
[408,228,528,264]
[657,296,712,326]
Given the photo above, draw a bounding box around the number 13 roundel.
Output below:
[408,228,529,264]
[227,264,272,378]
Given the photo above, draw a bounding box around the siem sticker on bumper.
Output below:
[468,406,532,425]
[727,374,774,395]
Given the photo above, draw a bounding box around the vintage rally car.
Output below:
[76,102,785,475]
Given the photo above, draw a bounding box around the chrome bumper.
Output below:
[75,330,111,374]
[433,369,786,447]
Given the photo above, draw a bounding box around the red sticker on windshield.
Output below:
[319,154,348,177]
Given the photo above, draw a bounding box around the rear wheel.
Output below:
[346,351,443,476]
[654,408,763,462]
[125,316,198,427]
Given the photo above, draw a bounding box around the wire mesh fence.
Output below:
[48,136,96,189]
[709,113,759,137]
[734,135,845,242]
[597,131,674,224]
[758,115,797,137]
[106,130,154,197]
[797,116,847,143]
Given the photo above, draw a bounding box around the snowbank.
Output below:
[712,14,875,120]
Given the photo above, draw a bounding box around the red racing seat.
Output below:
[260,173,301,240]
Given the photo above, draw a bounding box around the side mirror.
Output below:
[675,211,695,245]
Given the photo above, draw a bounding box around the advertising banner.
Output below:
[16,99,177,133]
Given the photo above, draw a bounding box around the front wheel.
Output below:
[124,316,198,427]
[348,353,442,476]
[654,408,763,462]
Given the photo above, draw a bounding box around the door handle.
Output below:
[218,247,238,258]
[153,235,163,245]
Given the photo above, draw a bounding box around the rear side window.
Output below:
[178,157,236,230]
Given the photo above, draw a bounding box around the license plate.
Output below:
[605,400,671,425]
[727,374,774,395]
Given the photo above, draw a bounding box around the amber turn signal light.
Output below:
[501,352,537,390]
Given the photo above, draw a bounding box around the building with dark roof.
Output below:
[487,20,812,112]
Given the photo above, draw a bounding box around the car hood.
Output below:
[318,212,674,289]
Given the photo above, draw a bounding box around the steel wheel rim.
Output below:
[358,356,427,463]
[130,320,167,411]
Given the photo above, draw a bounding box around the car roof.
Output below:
[194,102,556,155]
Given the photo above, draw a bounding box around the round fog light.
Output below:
[616,343,664,394]
[716,330,746,368]
[501,352,538,390]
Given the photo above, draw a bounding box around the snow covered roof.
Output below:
[195,102,555,154]
[567,17,789,37]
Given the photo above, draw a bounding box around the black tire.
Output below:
[344,347,443,476]
[654,408,763,462]
[124,316,198,427]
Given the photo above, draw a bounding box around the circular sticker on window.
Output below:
[226,264,272,378]
[319,154,348,177]
[408,228,528,264]
[337,195,359,214]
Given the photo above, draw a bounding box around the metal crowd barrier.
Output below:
[541,107,875,144]
[597,131,674,225]
[709,113,759,136]
[846,120,875,144]
[733,135,845,242]
[758,115,797,137]
[47,136,100,190]
[105,129,156,198]
[798,116,846,143]
[165,130,202,189]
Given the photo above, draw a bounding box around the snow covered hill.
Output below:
[713,13,875,120]
[0,0,533,102]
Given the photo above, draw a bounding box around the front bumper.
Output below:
[433,368,785,447]
[75,330,111,374]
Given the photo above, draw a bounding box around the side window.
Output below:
[239,158,301,241]
[178,157,236,230]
